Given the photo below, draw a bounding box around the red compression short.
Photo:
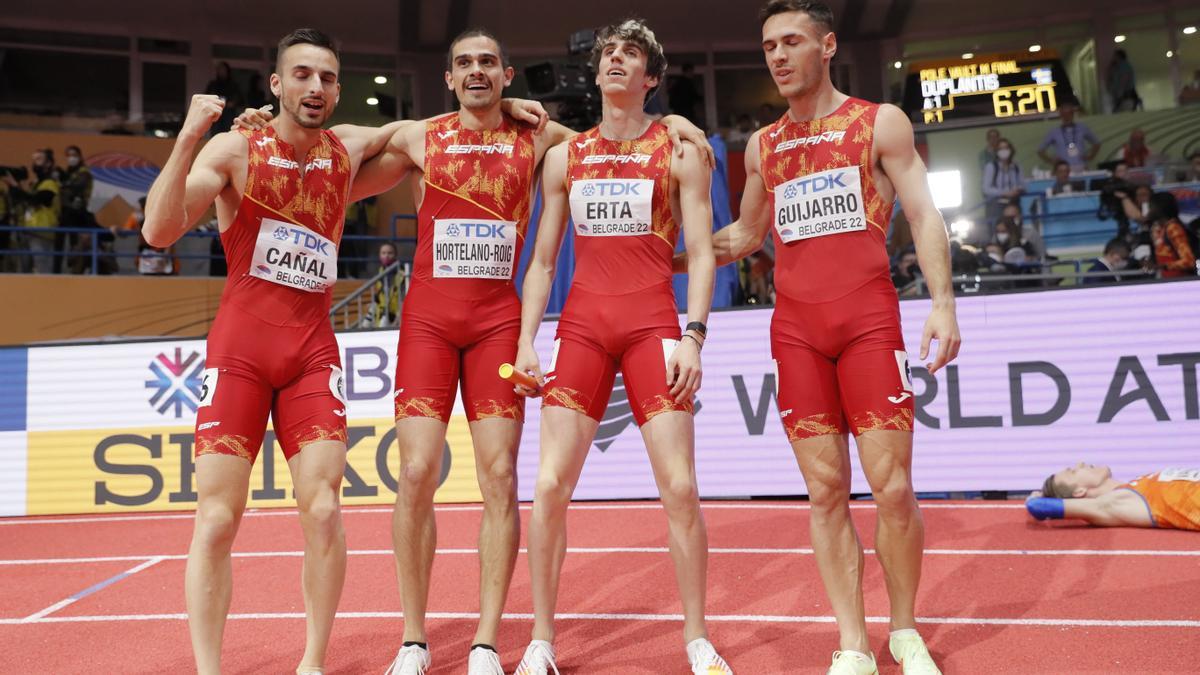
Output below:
[393,281,524,423]
[543,284,691,426]
[771,276,914,442]
[195,303,347,463]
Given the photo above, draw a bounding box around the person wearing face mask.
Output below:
[999,203,1044,260]
[1084,238,1131,284]
[2,148,61,274]
[981,137,1024,224]
[61,145,104,273]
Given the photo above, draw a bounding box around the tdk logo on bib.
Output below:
[273,224,333,256]
[782,171,849,199]
[569,178,654,237]
[446,222,509,238]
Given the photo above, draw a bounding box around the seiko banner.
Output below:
[1,281,1196,516]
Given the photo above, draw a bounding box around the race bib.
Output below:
[432,218,517,279]
[249,217,337,292]
[1159,468,1200,483]
[773,166,867,243]
[569,178,653,237]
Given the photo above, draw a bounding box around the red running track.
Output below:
[2,501,1198,674]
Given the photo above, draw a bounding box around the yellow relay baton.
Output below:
[498,362,540,391]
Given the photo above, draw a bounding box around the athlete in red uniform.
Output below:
[512,19,732,675]
[225,30,710,675]
[675,3,960,674]
[144,29,415,675]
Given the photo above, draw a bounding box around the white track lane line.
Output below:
[3,546,1197,567]
[1,610,1195,628]
[21,557,165,622]
[0,501,1024,526]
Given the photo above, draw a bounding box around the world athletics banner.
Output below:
[0,280,1196,516]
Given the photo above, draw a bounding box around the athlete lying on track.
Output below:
[1027,464,1200,530]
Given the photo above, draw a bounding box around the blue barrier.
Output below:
[0,224,417,276]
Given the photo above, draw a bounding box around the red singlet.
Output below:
[543,122,691,425]
[196,127,350,462]
[394,114,537,422]
[758,99,914,440]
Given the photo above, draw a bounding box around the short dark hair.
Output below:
[1054,160,1070,171]
[1103,237,1130,256]
[447,28,509,71]
[759,0,835,32]
[1149,191,1179,221]
[591,18,668,99]
[276,28,339,71]
[66,145,82,156]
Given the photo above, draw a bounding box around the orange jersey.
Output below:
[1121,469,1200,531]
[758,98,893,303]
[565,122,677,295]
[221,127,350,326]
[415,113,537,298]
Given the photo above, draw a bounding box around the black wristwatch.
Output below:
[685,321,707,338]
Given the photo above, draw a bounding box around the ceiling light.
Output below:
[366,97,379,105]
[1166,50,1174,58]
[962,52,974,59]
[1114,35,1126,43]
[893,61,903,69]
[1183,26,1197,35]
[374,75,388,84]
[1028,44,1042,53]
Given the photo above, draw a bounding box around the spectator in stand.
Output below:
[1116,183,1155,240]
[1145,192,1196,278]
[1038,100,1100,171]
[668,63,703,123]
[755,102,777,128]
[1181,69,1200,106]
[1181,151,1200,183]
[979,128,1000,168]
[743,248,774,305]
[363,242,404,328]
[1084,238,1132,284]
[245,72,270,110]
[129,196,177,276]
[60,145,98,273]
[1106,49,1141,112]
[3,149,61,274]
[1001,202,1045,260]
[982,137,1024,223]
[1047,160,1081,196]
[726,114,755,147]
[1119,129,1152,168]
[0,176,11,272]
[204,61,244,137]
[991,218,1037,261]
[341,196,375,279]
[890,245,922,292]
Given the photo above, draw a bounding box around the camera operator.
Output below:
[2,149,61,274]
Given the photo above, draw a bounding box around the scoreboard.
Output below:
[902,51,1074,125]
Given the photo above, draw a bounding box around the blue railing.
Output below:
[0,213,419,276]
